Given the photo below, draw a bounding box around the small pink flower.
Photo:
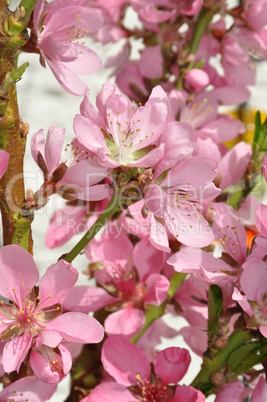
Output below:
[0,245,104,379]
[31,126,110,202]
[81,335,204,402]
[74,82,171,168]
[63,228,168,338]
[33,0,103,95]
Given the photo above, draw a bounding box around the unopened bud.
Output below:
[14,6,25,21]
[210,372,226,387]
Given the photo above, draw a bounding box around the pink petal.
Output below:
[162,156,217,188]
[35,330,63,349]
[184,69,209,93]
[0,245,39,308]
[255,204,267,237]
[149,215,171,253]
[30,343,72,383]
[153,347,191,385]
[73,114,106,154]
[65,45,102,75]
[3,332,33,373]
[0,150,9,179]
[101,335,150,386]
[46,58,88,96]
[0,376,57,402]
[62,286,115,312]
[240,262,267,302]
[131,86,170,149]
[215,381,251,402]
[168,247,235,283]
[45,312,104,343]
[139,45,163,79]
[133,238,166,281]
[30,129,46,169]
[38,260,78,308]
[180,326,208,356]
[104,307,145,338]
[144,274,170,305]
[84,382,138,402]
[212,203,247,264]
[171,386,205,402]
[217,142,252,190]
[44,125,65,174]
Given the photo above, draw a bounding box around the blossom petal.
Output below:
[153,347,191,385]
[0,376,57,402]
[3,332,33,373]
[84,382,138,402]
[144,274,170,305]
[133,238,166,281]
[105,306,145,338]
[45,312,104,343]
[0,245,39,308]
[62,286,115,313]
[38,260,78,308]
[44,125,65,174]
[101,335,150,386]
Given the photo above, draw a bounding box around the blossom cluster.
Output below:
[1,0,267,401]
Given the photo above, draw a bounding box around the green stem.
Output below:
[63,194,120,263]
[189,8,213,55]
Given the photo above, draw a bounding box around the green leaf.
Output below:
[227,342,261,372]
[208,285,223,336]
[252,111,261,153]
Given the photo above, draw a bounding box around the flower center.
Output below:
[0,286,62,340]
[133,374,171,402]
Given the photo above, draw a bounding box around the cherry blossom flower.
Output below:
[80,335,204,402]
[0,245,104,381]
[33,0,103,95]
[0,376,56,402]
[31,125,110,202]
[62,228,168,338]
[74,82,171,168]
[0,150,9,179]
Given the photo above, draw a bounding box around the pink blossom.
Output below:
[0,245,104,380]
[33,0,103,95]
[74,82,171,168]
[63,229,168,338]
[184,69,210,93]
[255,204,267,238]
[0,376,57,402]
[0,150,9,179]
[82,335,204,402]
[31,125,110,202]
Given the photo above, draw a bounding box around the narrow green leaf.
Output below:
[208,285,223,335]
